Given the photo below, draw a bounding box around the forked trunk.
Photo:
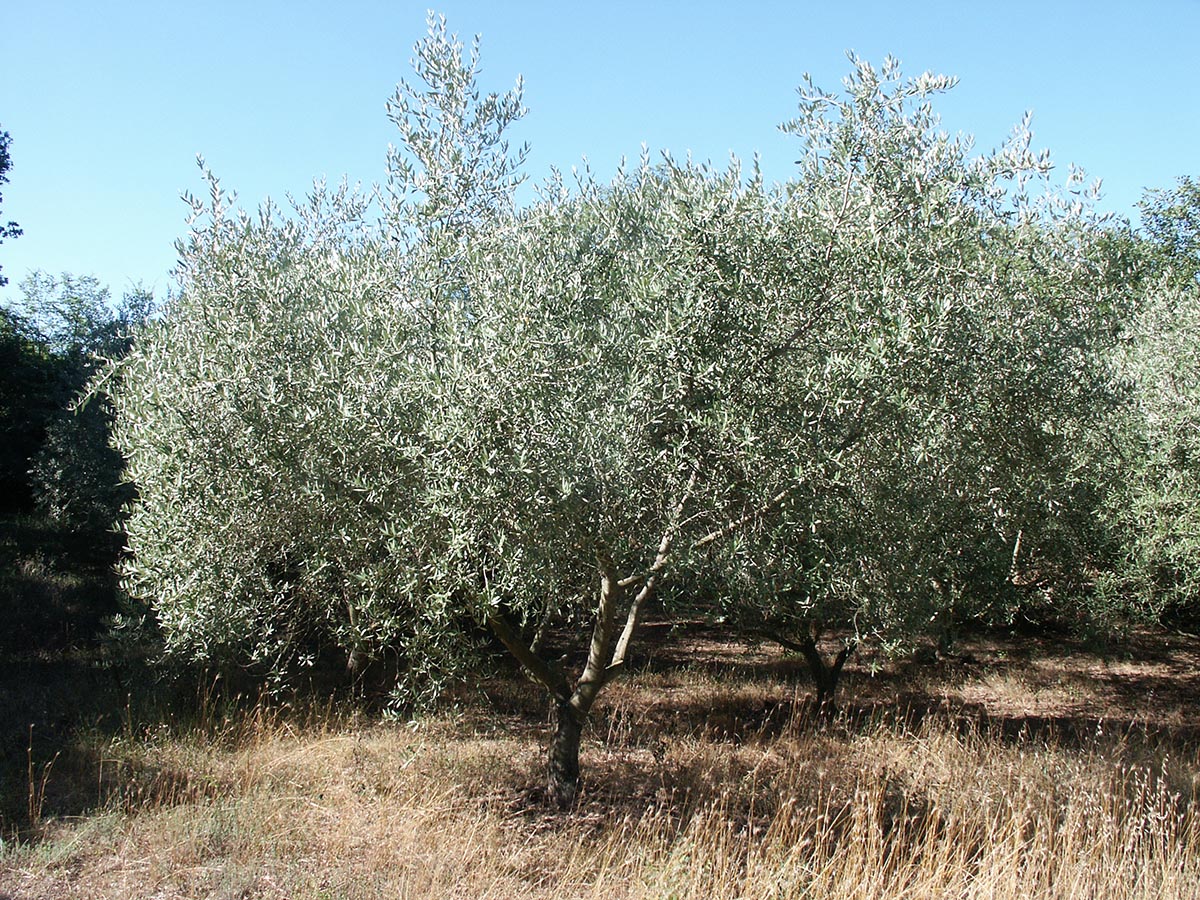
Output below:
[762,629,856,718]
[489,516,680,810]
[796,636,855,720]
[548,698,585,808]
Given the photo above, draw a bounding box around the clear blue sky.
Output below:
[1,0,1197,304]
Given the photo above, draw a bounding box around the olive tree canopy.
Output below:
[111,23,1126,805]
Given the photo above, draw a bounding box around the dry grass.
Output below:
[3,629,1199,899]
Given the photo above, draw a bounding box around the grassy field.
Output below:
[2,613,1199,899]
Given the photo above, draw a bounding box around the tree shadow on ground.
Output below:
[9,604,1200,830]
[468,616,1200,823]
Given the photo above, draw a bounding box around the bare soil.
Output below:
[589,619,1200,748]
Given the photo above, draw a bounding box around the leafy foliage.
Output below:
[0,126,21,287]
[1140,176,1200,281]
[1098,185,1200,625]
[110,25,1133,743]
[110,16,528,693]
[689,57,1126,655]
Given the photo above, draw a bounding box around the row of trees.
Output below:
[1,126,153,536]
[1,273,152,532]
[92,18,1200,805]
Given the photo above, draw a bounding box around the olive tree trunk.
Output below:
[486,471,714,808]
[762,630,856,719]
[797,636,855,718]
[548,698,586,807]
[489,557,651,808]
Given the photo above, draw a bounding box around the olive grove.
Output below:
[111,18,1132,805]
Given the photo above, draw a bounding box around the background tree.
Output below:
[1,273,153,531]
[12,272,116,357]
[1095,179,1200,627]
[0,127,21,287]
[1140,177,1200,282]
[0,306,55,511]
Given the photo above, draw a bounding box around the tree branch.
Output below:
[692,484,793,551]
[609,465,700,672]
[752,628,812,656]
[571,555,623,713]
[487,613,571,701]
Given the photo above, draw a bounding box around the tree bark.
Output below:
[547,697,585,808]
[345,599,367,677]
[805,638,854,719]
[765,631,855,720]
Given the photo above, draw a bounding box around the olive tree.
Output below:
[112,21,1127,807]
[695,59,1127,709]
[418,156,827,805]
[111,15,528,696]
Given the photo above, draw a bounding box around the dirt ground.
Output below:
[5,620,1200,900]
[606,619,1200,739]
